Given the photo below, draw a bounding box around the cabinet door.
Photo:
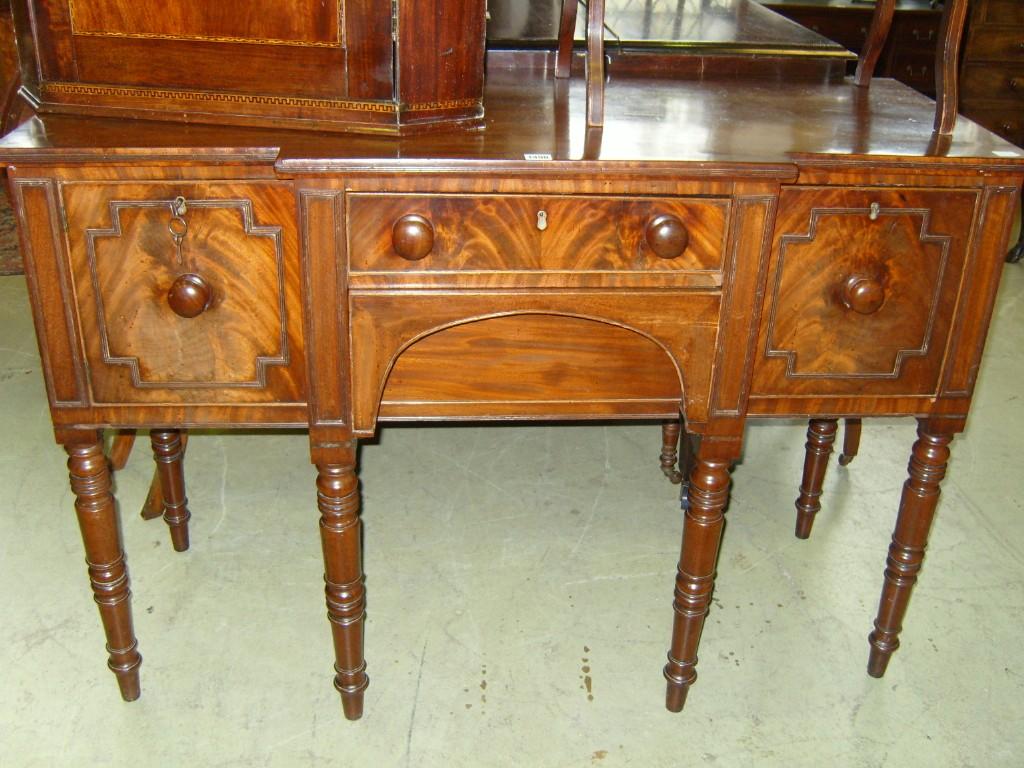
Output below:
[61,180,305,406]
[751,186,977,398]
[32,0,372,98]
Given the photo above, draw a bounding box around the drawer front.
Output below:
[981,0,1024,26]
[348,290,720,432]
[889,50,935,95]
[347,193,728,286]
[751,187,977,398]
[961,63,1024,101]
[891,15,942,53]
[967,27,1024,62]
[960,103,1024,147]
[61,181,305,405]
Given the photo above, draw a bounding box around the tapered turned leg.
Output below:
[839,418,863,467]
[794,419,838,539]
[660,419,683,484]
[150,430,191,552]
[64,435,142,701]
[664,454,733,712]
[316,442,368,721]
[867,421,954,677]
[141,432,189,521]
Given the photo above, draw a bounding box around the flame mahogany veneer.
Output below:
[2,60,1023,721]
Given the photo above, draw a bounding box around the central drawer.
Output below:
[346,193,729,288]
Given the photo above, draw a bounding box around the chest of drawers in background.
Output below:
[960,0,1024,149]
[762,0,942,97]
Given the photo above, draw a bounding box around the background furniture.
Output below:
[490,0,855,80]
[0,0,24,275]
[762,0,943,96]
[958,0,1024,260]
[959,0,1024,148]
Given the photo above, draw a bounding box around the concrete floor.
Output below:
[0,266,1022,767]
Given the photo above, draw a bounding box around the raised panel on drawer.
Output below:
[61,180,305,405]
[751,186,977,398]
[347,193,728,287]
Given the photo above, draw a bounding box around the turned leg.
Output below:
[794,419,838,539]
[664,450,735,712]
[316,442,368,721]
[64,433,142,701]
[660,419,683,484]
[150,430,191,552]
[141,432,188,521]
[867,420,954,677]
[839,418,863,467]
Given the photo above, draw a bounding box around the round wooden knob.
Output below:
[167,273,212,318]
[392,214,434,261]
[645,214,689,259]
[841,275,885,315]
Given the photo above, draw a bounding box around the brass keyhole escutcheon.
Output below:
[168,196,189,265]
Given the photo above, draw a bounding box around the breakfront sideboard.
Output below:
[2,0,1023,721]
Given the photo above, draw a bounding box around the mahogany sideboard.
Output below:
[2,62,1023,720]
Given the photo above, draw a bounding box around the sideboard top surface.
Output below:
[2,68,1023,171]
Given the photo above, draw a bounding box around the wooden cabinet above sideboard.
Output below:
[8,0,487,134]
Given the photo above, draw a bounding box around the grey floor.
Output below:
[1,266,1022,767]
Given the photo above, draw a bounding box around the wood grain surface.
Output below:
[351,290,720,433]
[61,180,305,405]
[348,194,728,277]
[380,314,683,415]
[752,186,977,398]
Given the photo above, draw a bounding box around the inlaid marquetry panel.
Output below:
[751,186,978,398]
[347,193,729,287]
[61,181,306,406]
